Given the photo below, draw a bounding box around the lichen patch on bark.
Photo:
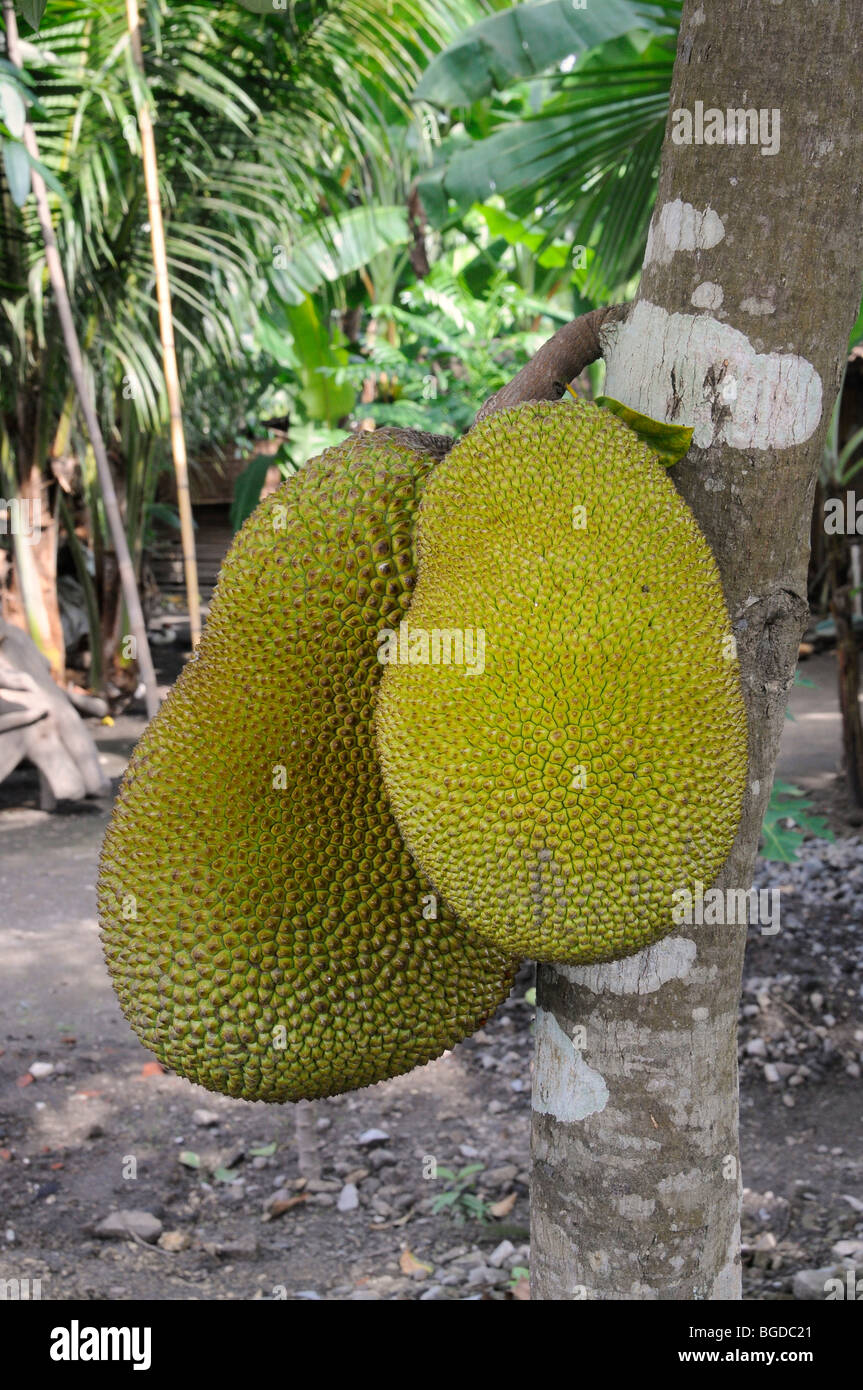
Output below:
[532,1009,609,1122]
[604,300,822,449]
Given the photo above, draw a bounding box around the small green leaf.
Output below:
[178,1150,200,1168]
[523,986,536,1006]
[771,780,806,799]
[431,1191,460,1210]
[213,1166,240,1183]
[18,0,47,31]
[2,139,30,207]
[595,396,694,468]
[0,79,26,138]
[249,1142,277,1158]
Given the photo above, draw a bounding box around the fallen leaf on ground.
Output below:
[489,1192,517,1218]
[510,1276,530,1301]
[268,1193,308,1217]
[399,1248,432,1279]
[139,1062,164,1078]
[16,1074,33,1088]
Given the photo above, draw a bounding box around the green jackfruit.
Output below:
[375,399,748,964]
[98,432,516,1102]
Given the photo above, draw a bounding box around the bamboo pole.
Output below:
[125,0,201,648]
[3,0,159,719]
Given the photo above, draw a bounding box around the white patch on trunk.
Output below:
[603,300,822,449]
[558,936,697,996]
[691,281,724,310]
[532,1008,609,1121]
[617,1194,657,1219]
[645,199,725,267]
[711,1217,742,1299]
[740,295,776,316]
[658,1168,704,1199]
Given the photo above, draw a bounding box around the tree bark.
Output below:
[125,0,202,649]
[3,0,160,720]
[531,0,863,1299]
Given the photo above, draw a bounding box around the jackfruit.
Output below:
[98,432,516,1103]
[375,398,748,964]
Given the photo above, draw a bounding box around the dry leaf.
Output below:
[269,1193,308,1217]
[16,1074,33,1088]
[139,1061,164,1078]
[399,1248,432,1279]
[490,1191,517,1218]
[510,1276,530,1301]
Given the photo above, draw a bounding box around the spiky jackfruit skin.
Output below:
[375,400,748,965]
[98,435,516,1102]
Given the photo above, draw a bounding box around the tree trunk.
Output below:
[3,0,159,719]
[531,0,863,1300]
[125,0,202,649]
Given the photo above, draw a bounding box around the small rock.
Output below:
[419,1284,453,1301]
[792,1266,840,1300]
[305,1179,340,1193]
[294,1290,321,1300]
[192,1109,220,1128]
[219,1145,245,1169]
[488,1239,516,1268]
[467,1264,503,1287]
[337,1183,359,1213]
[831,1238,863,1264]
[342,1168,370,1185]
[28,1061,54,1079]
[368,1150,397,1171]
[94,1210,162,1245]
[203,1234,258,1260]
[763,1063,780,1083]
[745,1038,767,1058]
[357,1129,389,1150]
[485,1165,519,1185]
[158,1230,191,1252]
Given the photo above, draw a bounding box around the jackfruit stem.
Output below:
[475,304,628,423]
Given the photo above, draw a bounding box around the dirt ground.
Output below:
[0,647,861,1301]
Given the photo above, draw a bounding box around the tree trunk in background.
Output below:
[9,466,64,677]
[3,0,159,719]
[126,0,201,649]
[531,0,863,1300]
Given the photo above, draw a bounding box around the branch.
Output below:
[475,304,628,422]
